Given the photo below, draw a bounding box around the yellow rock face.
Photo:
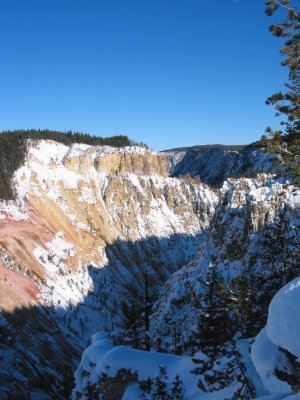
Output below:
[94,153,168,176]
[62,147,169,177]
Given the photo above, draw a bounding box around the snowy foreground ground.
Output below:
[73,277,300,400]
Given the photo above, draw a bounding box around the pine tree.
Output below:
[187,318,202,354]
[192,341,255,398]
[227,272,259,338]
[191,266,237,394]
[144,269,151,351]
[151,366,171,400]
[265,1,300,136]
[260,133,270,147]
[139,377,153,399]
[170,375,186,400]
[120,298,142,348]
[198,265,233,355]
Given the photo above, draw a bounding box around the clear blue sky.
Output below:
[0,0,288,150]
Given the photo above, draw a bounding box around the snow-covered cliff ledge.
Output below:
[72,332,196,400]
[72,332,253,400]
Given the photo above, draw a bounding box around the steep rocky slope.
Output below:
[168,145,277,186]
[72,177,299,400]
[0,140,217,399]
[150,175,300,354]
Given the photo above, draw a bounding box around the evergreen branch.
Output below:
[275,0,299,12]
[274,0,292,11]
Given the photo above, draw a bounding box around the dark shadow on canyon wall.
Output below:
[0,232,204,400]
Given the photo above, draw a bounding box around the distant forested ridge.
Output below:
[163,144,246,153]
[0,129,147,200]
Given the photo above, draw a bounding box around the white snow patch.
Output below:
[76,221,91,232]
[78,186,96,205]
[288,189,300,208]
[29,140,69,164]
[67,143,93,156]
[46,232,75,260]
[0,201,29,221]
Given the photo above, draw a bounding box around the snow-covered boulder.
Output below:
[251,276,300,399]
[251,328,292,395]
[267,277,300,359]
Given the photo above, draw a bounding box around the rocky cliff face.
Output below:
[168,145,276,186]
[63,145,169,176]
[0,140,217,399]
